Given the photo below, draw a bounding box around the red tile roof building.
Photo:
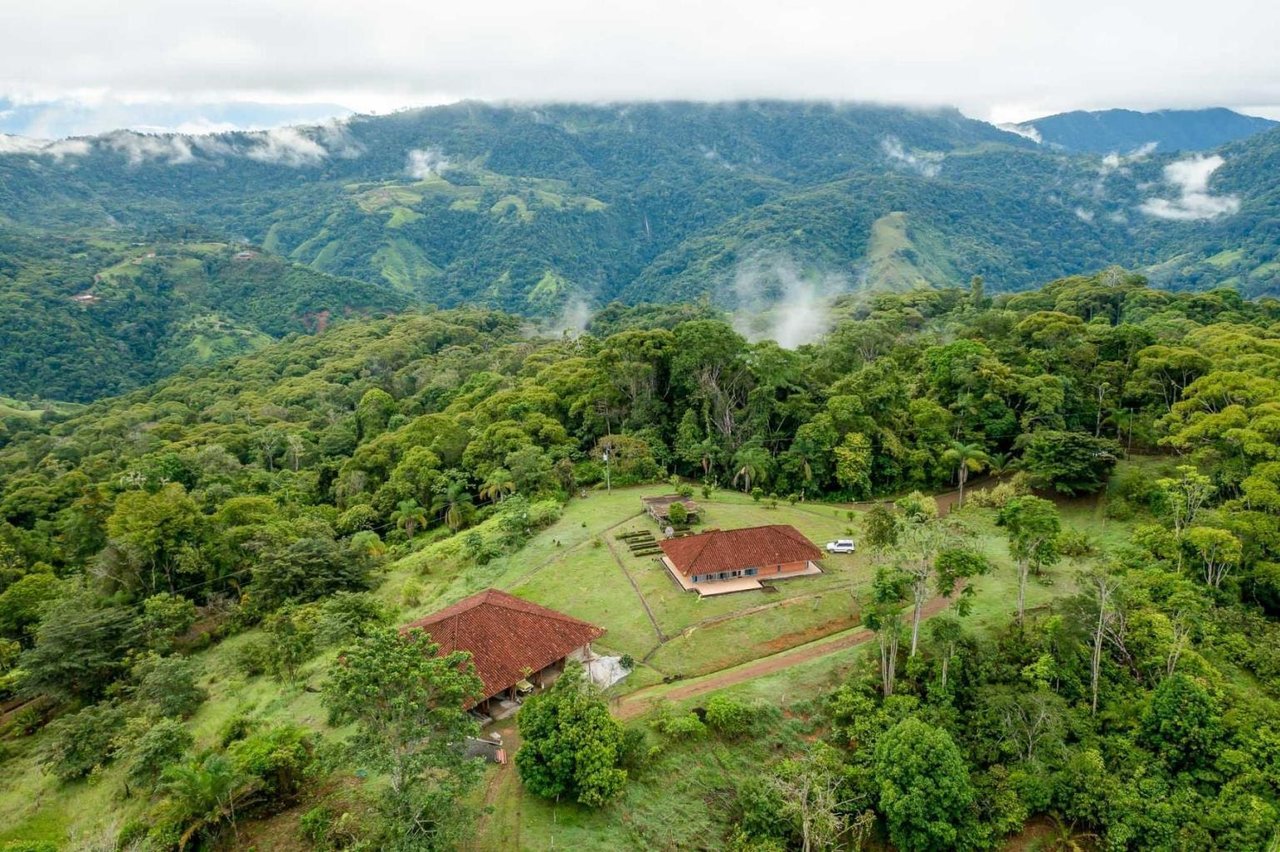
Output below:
[660,524,823,586]
[403,588,605,708]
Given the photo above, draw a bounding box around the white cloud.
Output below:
[244,127,328,166]
[2,0,1279,126]
[998,123,1042,143]
[316,119,362,159]
[881,135,943,178]
[103,130,195,165]
[1140,154,1241,221]
[731,255,849,349]
[1100,141,1158,175]
[0,134,90,159]
[406,147,449,178]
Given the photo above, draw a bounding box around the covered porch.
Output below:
[659,555,823,597]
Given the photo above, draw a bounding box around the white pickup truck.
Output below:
[825,539,856,554]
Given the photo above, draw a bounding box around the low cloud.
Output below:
[548,296,594,337]
[0,118,363,168]
[998,123,1042,143]
[406,147,449,178]
[0,134,91,160]
[316,120,363,159]
[1139,154,1240,221]
[1100,141,1158,175]
[731,255,850,349]
[244,126,329,166]
[881,135,943,178]
[103,130,195,164]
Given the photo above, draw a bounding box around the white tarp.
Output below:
[585,654,631,689]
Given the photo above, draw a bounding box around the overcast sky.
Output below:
[3,0,1279,136]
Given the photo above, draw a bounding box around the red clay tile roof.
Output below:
[402,589,605,706]
[660,524,822,576]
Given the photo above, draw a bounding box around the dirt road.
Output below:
[613,588,959,720]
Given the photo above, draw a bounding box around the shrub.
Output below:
[1056,529,1094,557]
[233,636,272,677]
[617,726,650,774]
[124,717,194,791]
[300,806,333,845]
[132,654,207,719]
[400,579,423,608]
[653,710,707,739]
[263,606,320,683]
[218,709,257,747]
[39,701,125,782]
[705,696,754,738]
[314,592,391,648]
[229,723,315,801]
[751,487,764,503]
[619,654,635,671]
[667,502,688,525]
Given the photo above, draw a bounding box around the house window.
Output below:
[745,567,758,576]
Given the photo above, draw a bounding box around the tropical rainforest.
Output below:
[3,102,1280,401]
[0,263,1278,849]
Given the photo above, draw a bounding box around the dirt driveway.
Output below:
[613,588,958,720]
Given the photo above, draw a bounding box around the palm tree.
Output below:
[732,446,772,494]
[431,481,475,532]
[392,499,428,538]
[159,753,247,848]
[478,468,516,504]
[942,441,988,508]
[986,451,1014,478]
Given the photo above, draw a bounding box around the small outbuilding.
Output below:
[402,588,605,718]
[641,494,701,525]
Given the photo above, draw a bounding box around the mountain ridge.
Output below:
[1019,107,1278,153]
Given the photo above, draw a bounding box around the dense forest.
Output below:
[0,270,1277,849]
[3,103,1280,362]
[0,233,406,401]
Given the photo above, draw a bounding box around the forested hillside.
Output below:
[0,233,406,401]
[0,271,1277,849]
[3,101,1280,362]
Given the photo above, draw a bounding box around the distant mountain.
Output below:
[1017,107,1277,153]
[2,100,1280,401]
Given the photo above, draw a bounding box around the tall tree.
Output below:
[998,496,1061,625]
[873,718,975,851]
[942,440,988,508]
[866,567,911,697]
[324,627,484,850]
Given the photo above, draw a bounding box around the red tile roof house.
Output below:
[659,524,824,596]
[402,588,605,720]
